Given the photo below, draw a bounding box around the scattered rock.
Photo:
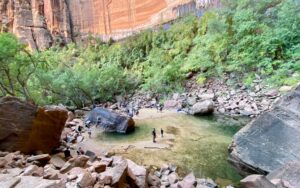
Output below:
[189,100,214,115]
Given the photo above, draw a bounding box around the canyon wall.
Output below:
[0,0,220,50]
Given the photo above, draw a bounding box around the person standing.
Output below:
[152,128,157,143]
[161,128,164,138]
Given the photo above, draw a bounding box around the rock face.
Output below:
[0,0,221,50]
[228,85,300,176]
[86,107,135,134]
[0,97,68,154]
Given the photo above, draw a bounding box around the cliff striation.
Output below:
[0,0,220,50]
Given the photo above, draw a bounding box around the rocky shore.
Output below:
[95,77,292,119]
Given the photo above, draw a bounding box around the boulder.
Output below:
[60,155,90,173]
[0,174,21,188]
[147,174,160,186]
[229,85,300,175]
[93,161,106,173]
[50,154,66,169]
[240,175,276,188]
[99,158,128,188]
[189,100,214,115]
[85,107,135,134]
[267,161,300,188]
[27,154,51,164]
[22,165,43,176]
[126,159,147,188]
[15,176,64,188]
[76,170,95,188]
[0,97,68,154]
[178,172,196,188]
[44,164,61,180]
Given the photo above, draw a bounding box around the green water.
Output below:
[97,113,249,186]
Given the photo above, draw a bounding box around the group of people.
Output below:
[152,128,164,143]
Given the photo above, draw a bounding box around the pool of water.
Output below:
[96,112,249,186]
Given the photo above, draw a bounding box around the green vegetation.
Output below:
[0,0,299,107]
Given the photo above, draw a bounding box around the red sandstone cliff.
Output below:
[0,0,220,50]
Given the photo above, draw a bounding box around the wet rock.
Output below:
[189,100,214,115]
[86,107,135,134]
[229,85,300,175]
[240,175,276,188]
[0,97,68,154]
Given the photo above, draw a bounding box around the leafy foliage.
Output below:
[0,0,299,107]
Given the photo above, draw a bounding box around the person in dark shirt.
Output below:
[161,128,164,138]
[152,128,157,143]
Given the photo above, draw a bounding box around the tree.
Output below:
[0,33,37,100]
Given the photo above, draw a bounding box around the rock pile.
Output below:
[148,164,218,188]
[99,77,286,118]
[0,150,221,188]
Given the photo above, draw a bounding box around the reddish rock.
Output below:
[0,0,220,50]
[0,97,68,154]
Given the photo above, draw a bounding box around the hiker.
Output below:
[77,147,85,155]
[152,128,157,143]
[161,128,164,138]
[64,147,71,159]
[88,127,92,138]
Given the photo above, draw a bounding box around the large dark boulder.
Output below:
[228,85,300,176]
[0,97,68,154]
[86,107,135,134]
